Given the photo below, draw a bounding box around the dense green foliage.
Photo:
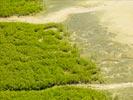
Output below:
[0,22,101,90]
[0,0,43,17]
[0,86,111,100]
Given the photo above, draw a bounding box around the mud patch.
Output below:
[100,0,133,45]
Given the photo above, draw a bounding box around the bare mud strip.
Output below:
[0,5,108,23]
[100,1,133,45]
[66,82,133,90]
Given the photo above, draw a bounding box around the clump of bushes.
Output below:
[0,86,111,100]
[0,0,43,17]
[0,22,101,90]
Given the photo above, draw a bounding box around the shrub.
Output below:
[0,86,112,100]
[0,22,100,90]
[0,0,43,17]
